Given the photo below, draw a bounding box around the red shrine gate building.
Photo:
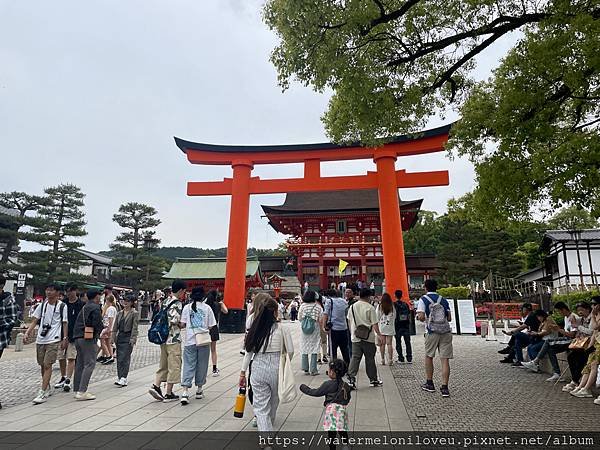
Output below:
[262,190,438,295]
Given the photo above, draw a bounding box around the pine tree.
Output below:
[0,191,48,274]
[110,202,164,290]
[25,184,87,282]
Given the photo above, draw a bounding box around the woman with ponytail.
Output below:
[239,295,294,434]
[179,286,215,406]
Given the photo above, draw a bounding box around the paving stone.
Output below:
[392,333,600,431]
[0,324,158,408]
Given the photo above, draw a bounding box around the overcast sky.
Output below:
[0,0,515,253]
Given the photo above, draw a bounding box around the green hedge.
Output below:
[438,286,471,299]
[552,290,599,310]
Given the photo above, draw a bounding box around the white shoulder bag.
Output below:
[278,326,297,403]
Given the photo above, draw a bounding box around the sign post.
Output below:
[14,273,27,319]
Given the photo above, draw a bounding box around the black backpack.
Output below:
[395,301,409,325]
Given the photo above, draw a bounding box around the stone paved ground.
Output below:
[392,330,600,431]
[0,321,411,433]
[0,324,158,408]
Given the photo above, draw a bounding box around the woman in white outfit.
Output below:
[239,296,294,433]
[298,290,323,375]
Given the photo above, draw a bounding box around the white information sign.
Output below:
[457,299,477,334]
[447,298,458,334]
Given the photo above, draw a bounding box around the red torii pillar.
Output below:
[175,125,451,331]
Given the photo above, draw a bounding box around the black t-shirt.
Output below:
[66,299,84,342]
[524,312,540,333]
[207,300,221,325]
[394,301,410,329]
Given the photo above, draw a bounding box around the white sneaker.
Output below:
[594,396,600,405]
[571,388,593,398]
[212,368,220,377]
[121,377,128,387]
[54,378,66,389]
[252,416,257,428]
[32,389,48,405]
[195,389,204,399]
[522,361,539,372]
[76,392,96,401]
[74,392,81,399]
[562,381,577,392]
[546,373,561,382]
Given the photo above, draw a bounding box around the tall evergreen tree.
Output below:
[0,191,48,274]
[25,184,87,282]
[110,202,164,290]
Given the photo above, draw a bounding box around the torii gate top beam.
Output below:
[175,124,451,166]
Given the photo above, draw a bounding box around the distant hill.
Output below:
[100,246,287,261]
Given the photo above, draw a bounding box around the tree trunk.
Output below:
[49,196,65,275]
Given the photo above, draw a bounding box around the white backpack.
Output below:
[424,295,451,334]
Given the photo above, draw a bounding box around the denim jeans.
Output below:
[534,341,567,374]
[514,332,534,362]
[181,344,210,388]
[527,340,545,361]
[301,353,318,375]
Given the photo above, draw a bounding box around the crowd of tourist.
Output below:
[498,298,600,405]
[22,271,600,443]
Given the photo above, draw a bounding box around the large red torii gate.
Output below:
[175,124,450,318]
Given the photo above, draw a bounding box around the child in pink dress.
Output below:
[300,359,351,449]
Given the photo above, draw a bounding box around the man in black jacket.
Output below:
[72,289,104,401]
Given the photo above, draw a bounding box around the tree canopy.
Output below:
[24,184,87,281]
[264,0,600,220]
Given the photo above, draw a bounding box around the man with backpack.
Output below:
[148,279,185,402]
[394,290,412,364]
[416,279,452,398]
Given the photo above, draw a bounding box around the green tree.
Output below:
[403,210,441,254]
[264,0,600,219]
[0,192,48,273]
[547,205,600,230]
[110,202,164,290]
[25,184,87,282]
[514,241,543,272]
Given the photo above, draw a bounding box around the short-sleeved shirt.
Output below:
[65,299,84,342]
[102,305,117,328]
[564,313,581,333]
[376,305,396,336]
[164,297,183,345]
[180,301,216,347]
[323,297,348,331]
[416,292,450,333]
[32,300,68,344]
[347,300,378,343]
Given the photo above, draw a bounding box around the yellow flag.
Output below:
[338,259,349,275]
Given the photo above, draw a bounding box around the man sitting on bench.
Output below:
[500,303,540,366]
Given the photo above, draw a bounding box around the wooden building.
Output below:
[262,190,438,295]
[163,257,263,292]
